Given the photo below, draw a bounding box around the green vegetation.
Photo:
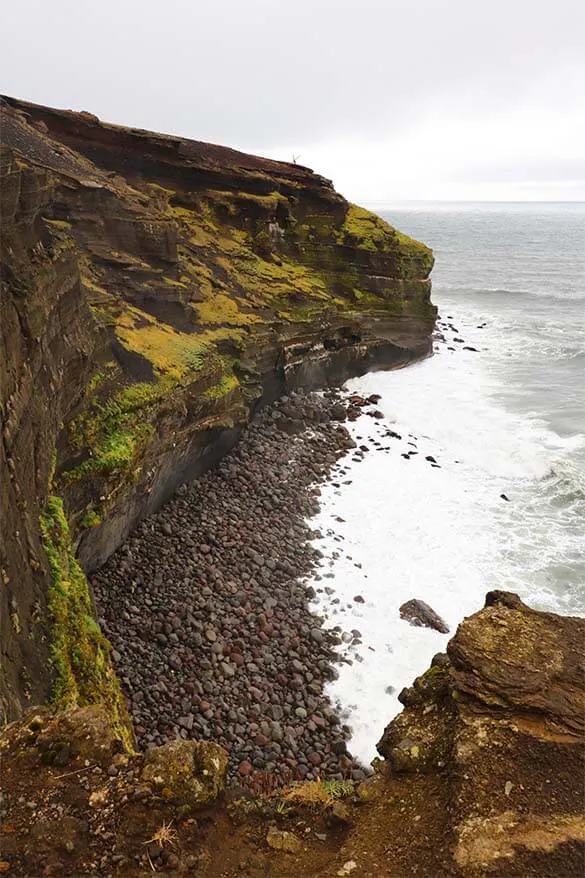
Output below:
[39,495,133,750]
[64,384,156,483]
[65,181,432,500]
[339,204,393,251]
[202,371,240,400]
[79,507,102,529]
[339,204,433,269]
[281,777,355,807]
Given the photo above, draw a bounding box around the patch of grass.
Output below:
[115,307,211,378]
[195,292,261,327]
[39,495,133,750]
[282,777,355,808]
[202,371,240,400]
[79,506,102,529]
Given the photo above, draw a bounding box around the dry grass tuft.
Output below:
[144,820,178,849]
[281,777,354,808]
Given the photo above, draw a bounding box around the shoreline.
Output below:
[92,310,484,779]
[93,390,377,785]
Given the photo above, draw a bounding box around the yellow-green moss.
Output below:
[79,506,102,529]
[195,292,261,326]
[44,218,72,230]
[115,306,218,380]
[39,495,133,750]
[64,382,161,483]
[338,204,434,275]
[339,204,392,251]
[202,372,240,400]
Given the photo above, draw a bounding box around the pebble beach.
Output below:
[93,390,381,785]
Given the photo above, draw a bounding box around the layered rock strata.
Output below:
[0,95,434,723]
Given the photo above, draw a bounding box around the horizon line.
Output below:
[363,199,585,205]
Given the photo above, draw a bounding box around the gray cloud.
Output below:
[1,0,583,199]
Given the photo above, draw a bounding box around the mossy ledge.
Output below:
[39,495,134,750]
[1,94,434,719]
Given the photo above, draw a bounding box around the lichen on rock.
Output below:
[141,739,228,808]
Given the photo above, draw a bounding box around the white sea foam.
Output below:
[306,313,585,766]
[303,202,584,765]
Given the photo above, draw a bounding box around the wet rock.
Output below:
[330,404,347,421]
[399,599,449,634]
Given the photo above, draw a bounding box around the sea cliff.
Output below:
[0,96,434,725]
[1,98,583,878]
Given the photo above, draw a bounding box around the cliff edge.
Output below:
[0,96,434,725]
[1,592,583,876]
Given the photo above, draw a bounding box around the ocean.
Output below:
[308,202,585,764]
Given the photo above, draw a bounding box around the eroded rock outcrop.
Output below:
[0,95,435,721]
[399,597,450,633]
[377,591,585,876]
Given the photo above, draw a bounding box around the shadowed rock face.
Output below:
[0,95,435,721]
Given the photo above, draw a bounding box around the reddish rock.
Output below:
[238,760,253,777]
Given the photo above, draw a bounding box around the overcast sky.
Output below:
[1,0,584,202]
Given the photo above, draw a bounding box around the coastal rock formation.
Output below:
[0,95,434,722]
[141,739,228,808]
[376,591,585,876]
[399,597,450,633]
[0,592,582,876]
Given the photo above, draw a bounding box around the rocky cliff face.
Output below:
[0,96,435,723]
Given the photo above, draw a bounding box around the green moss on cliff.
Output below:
[202,372,240,400]
[338,204,434,275]
[64,384,157,483]
[339,204,391,251]
[39,496,133,750]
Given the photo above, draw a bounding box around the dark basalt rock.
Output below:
[399,599,450,634]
